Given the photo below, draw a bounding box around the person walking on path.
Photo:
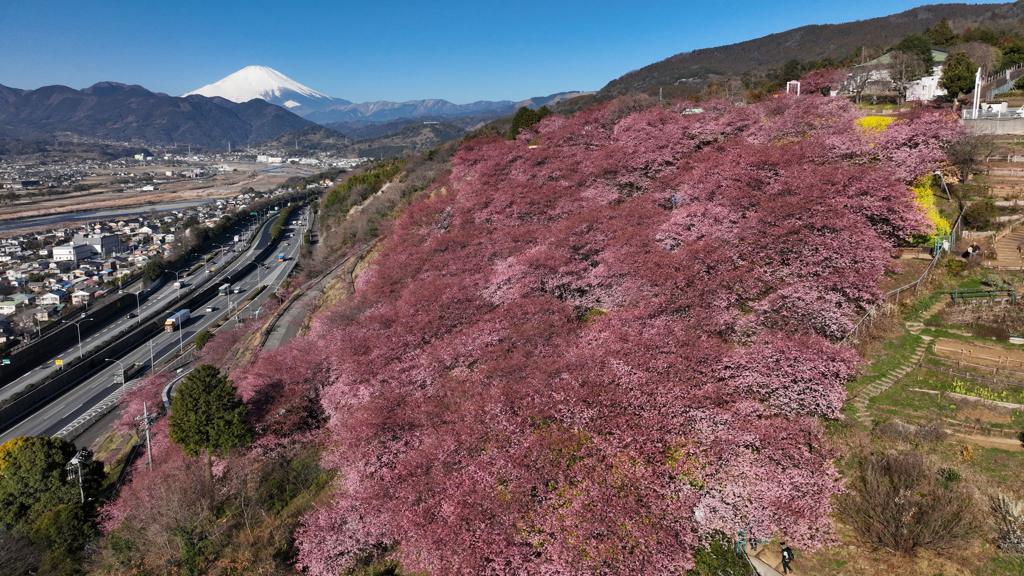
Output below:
[781,542,794,574]
[1018,237,1024,260]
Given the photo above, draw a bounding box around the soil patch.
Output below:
[954,433,1023,452]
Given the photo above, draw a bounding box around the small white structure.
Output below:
[906,71,948,102]
[52,244,94,262]
[38,290,68,306]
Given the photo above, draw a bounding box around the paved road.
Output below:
[0,210,308,444]
[0,217,273,400]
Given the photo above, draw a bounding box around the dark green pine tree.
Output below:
[507,107,541,140]
[169,364,253,472]
[927,18,958,48]
[506,106,554,141]
[939,51,977,98]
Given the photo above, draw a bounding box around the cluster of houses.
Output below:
[0,192,270,343]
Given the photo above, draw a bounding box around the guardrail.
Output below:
[962,110,1024,120]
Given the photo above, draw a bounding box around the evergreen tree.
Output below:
[1001,41,1024,71]
[0,436,102,535]
[506,106,554,140]
[927,18,958,47]
[893,34,935,71]
[30,504,95,574]
[141,260,165,286]
[960,27,1000,46]
[169,364,253,462]
[940,52,977,98]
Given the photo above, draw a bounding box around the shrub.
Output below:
[962,198,1000,231]
[29,504,95,574]
[837,451,980,553]
[983,273,1011,288]
[1018,429,1024,448]
[945,258,967,277]
[871,420,947,443]
[938,467,963,487]
[686,532,750,576]
[0,530,41,576]
[990,493,1024,554]
[193,330,213,351]
[916,421,949,443]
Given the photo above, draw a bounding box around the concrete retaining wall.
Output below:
[963,118,1024,134]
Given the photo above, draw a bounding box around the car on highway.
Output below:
[125,312,136,319]
[206,305,216,312]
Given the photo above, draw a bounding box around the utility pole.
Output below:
[149,340,155,370]
[137,402,153,471]
[66,451,87,503]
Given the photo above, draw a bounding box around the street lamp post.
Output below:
[75,315,93,360]
[134,290,142,324]
[149,340,155,370]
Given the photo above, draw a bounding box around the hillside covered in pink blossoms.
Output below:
[104,94,964,575]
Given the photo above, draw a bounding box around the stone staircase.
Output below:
[850,297,945,426]
[983,224,1024,269]
[851,339,929,426]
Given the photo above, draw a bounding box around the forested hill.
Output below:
[601,2,1024,97]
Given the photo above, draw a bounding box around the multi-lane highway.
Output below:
[0,208,309,443]
[0,217,268,401]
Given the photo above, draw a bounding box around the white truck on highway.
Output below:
[164,309,190,332]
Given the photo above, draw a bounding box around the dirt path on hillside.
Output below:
[954,434,1023,451]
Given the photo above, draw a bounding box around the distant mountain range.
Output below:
[184,66,592,124]
[0,81,313,147]
[0,65,591,150]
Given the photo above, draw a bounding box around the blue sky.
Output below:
[0,0,1008,103]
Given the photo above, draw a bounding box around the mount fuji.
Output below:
[184,66,585,125]
[184,65,348,115]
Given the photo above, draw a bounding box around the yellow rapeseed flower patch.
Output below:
[912,178,950,240]
[856,116,895,132]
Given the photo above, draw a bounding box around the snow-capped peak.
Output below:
[184,65,331,103]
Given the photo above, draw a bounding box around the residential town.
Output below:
[0,181,326,349]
